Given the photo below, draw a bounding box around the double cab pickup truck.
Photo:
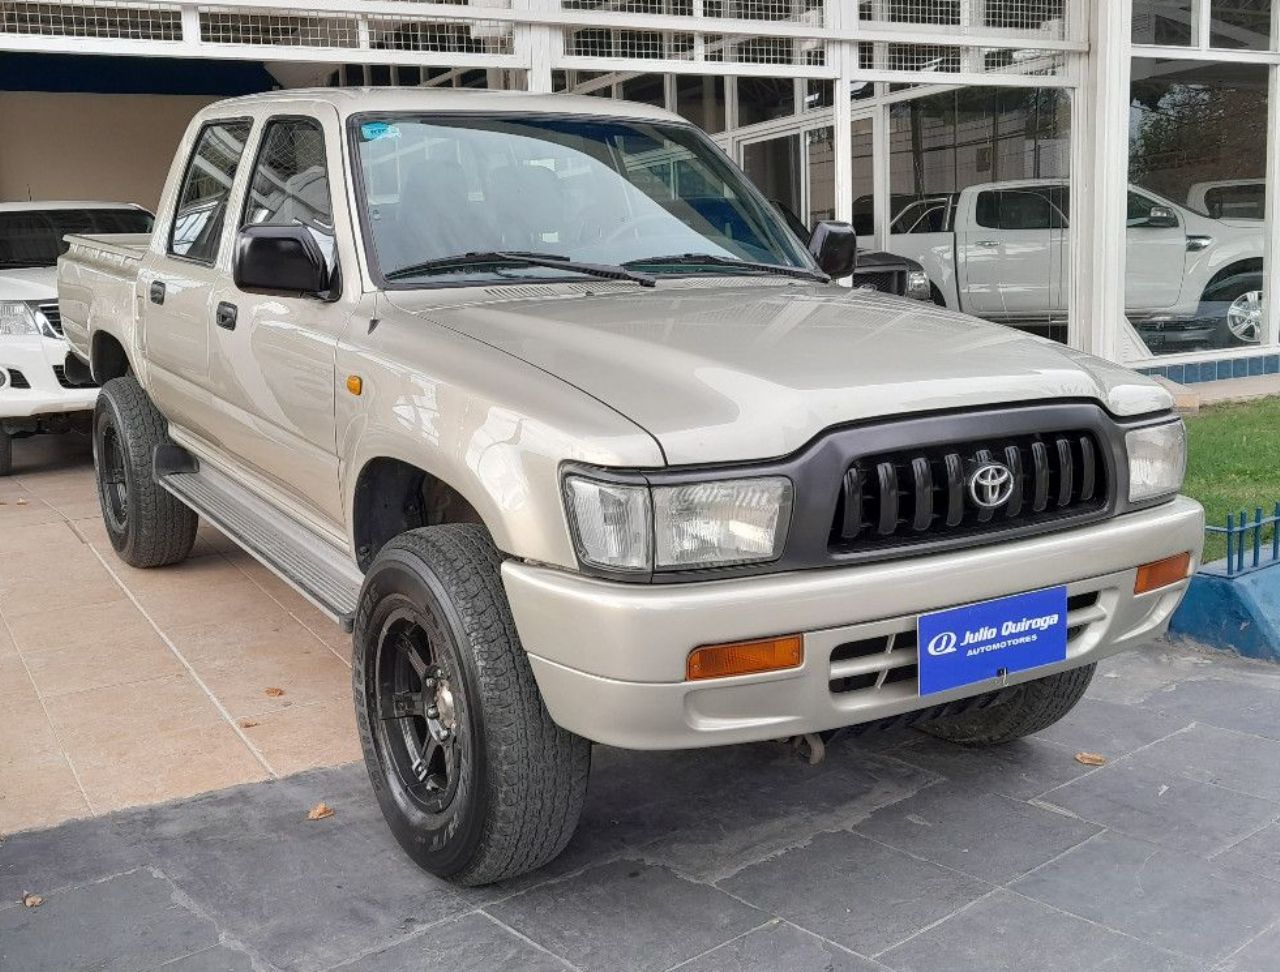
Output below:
[58,89,1203,886]
[887,180,1265,348]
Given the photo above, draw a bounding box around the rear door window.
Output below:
[169,119,253,264]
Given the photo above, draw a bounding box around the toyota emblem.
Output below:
[968,461,1015,509]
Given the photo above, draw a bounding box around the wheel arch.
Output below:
[1203,258,1264,299]
[90,330,133,384]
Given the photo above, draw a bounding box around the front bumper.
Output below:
[502,496,1204,749]
[0,336,97,420]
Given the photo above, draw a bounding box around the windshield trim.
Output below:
[345,109,819,293]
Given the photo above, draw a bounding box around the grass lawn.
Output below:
[1183,397,1280,563]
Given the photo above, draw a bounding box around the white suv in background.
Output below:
[0,201,154,474]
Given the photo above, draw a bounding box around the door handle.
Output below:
[149,280,166,305]
[215,301,238,331]
[974,240,999,248]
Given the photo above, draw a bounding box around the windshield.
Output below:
[351,113,814,286]
[0,208,154,268]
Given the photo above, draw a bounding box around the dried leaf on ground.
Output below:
[1074,751,1108,766]
[15,498,27,506]
[22,893,43,908]
[307,802,335,821]
[237,719,259,729]
[264,687,285,698]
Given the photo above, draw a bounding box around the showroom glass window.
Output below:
[169,120,253,264]
[1127,59,1269,354]
[243,118,336,270]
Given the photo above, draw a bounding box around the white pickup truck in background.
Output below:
[887,180,1265,349]
[0,201,154,475]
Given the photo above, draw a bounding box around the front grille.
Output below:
[827,591,1105,697]
[37,301,62,336]
[830,430,1107,554]
[6,369,30,389]
[852,270,905,295]
[52,365,97,389]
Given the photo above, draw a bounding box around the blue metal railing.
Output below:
[1205,503,1280,577]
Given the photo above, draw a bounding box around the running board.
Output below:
[155,449,361,631]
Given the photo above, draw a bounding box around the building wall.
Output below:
[0,91,217,210]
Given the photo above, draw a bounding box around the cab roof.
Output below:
[207,86,685,124]
[0,200,148,213]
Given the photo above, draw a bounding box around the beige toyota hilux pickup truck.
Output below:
[58,89,1203,886]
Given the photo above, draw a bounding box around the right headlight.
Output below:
[1126,420,1186,503]
[0,301,40,337]
[563,474,793,573]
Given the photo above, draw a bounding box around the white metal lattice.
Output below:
[560,0,824,25]
[863,41,1065,75]
[367,17,514,55]
[198,8,360,47]
[0,1,182,40]
[858,0,1066,38]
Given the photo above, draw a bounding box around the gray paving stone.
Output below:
[1132,723,1280,803]
[675,919,881,972]
[0,869,218,972]
[637,749,936,883]
[889,735,1093,800]
[116,769,470,972]
[1037,759,1278,856]
[1033,697,1191,758]
[488,860,764,972]
[1216,921,1280,972]
[879,889,1198,972]
[719,830,990,957]
[853,783,1099,884]
[153,944,258,971]
[1147,677,1280,741]
[0,814,138,904]
[336,912,571,972]
[1012,831,1280,963]
[1213,823,1280,884]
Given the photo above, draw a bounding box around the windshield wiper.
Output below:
[385,250,656,288]
[623,253,828,283]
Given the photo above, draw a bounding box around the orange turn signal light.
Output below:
[686,635,803,681]
[1134,552,1192,595]
[346,375,363,396]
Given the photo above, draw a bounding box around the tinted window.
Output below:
[0,209,154,268]
[976,189,1066,230]
[243,118,335,268]
[1203,184,1265,219]
[1127,191,1177,228]
[169,119,253,264]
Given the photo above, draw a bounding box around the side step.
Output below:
[155,447,362,632]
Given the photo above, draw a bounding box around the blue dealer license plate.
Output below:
[917,586,1068,696]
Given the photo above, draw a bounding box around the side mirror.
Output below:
[1144,206,1179,229]
[808,221,858,278]
[233,224,329,297]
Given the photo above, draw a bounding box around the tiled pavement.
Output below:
[4,436,1280,971]
[3,636,1280,970]
[1,434,358,834]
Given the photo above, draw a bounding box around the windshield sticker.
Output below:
[360,122,401,142]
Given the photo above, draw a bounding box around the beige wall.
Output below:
[0,91,218,211]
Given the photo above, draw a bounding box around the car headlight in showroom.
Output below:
[1126,420,1186,503]
[905,270,932,301]
[0,301,41,337]
[564,474,793,572]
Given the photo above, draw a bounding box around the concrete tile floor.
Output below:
[0,434,358,833]
[1,644,1279,971]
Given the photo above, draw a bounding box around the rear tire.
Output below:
[93,376,197,567]
[920,664,1095,746]
[0,429,11,476]
[353,524,590,886]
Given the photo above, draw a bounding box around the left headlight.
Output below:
[0,301,40,337]
[1126,420,1186,503]
[905,270,931,301]
[563,474,793,573]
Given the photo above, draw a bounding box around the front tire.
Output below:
[920,664,1095,746]
[353,524,591,886]
[93,377,197,567]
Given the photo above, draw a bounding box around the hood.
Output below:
[388,281,1170,465]
[0,266,58,301]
